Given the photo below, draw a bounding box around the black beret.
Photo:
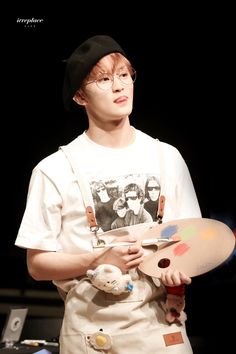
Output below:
[63,35,127,111]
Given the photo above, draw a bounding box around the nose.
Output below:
[112,76,124,91]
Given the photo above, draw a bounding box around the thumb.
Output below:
[180,272,192,285]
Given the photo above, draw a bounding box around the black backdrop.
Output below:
[3,4,235,350]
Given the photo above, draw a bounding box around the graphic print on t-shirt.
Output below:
[89,174,161,232]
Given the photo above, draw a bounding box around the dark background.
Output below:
[2,4,235,352]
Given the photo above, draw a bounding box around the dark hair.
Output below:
[124,183,145,203]
[144,176,160,199]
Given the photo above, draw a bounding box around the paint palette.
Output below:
[138,217,236,277]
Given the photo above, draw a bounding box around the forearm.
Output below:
[27,249,102,281]
[26,236,143,281]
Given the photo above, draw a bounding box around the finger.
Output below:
[179,271,192,285]
[126,255,145,269]
[128,246,132,255]
[161,270,181,286]
[127,241,143,255]
[161,274,175,286]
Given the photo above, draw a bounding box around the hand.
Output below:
[160,269,192,287]
[97,236,144,273]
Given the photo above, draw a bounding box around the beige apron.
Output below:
[56,144,193,354]
[57,264,192,353]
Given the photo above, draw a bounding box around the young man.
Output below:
[15,35,201,353]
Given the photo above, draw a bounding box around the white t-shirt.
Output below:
[15,129,201,253]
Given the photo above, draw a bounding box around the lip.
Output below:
[114,96,128,104]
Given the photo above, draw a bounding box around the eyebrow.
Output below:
[98,65,128,74]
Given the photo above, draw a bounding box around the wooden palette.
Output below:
[138,218,235,277]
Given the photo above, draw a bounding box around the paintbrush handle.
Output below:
[95,238,171,249]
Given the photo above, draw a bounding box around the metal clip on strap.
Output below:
[86,206,105,246]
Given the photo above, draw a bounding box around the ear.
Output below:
[73,91,87,106]
[104,265,114,274]
[86,269,95,279]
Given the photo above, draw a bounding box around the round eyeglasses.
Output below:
[85,69,136,91]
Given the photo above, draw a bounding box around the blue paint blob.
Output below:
[161,225,178,238]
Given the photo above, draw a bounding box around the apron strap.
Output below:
[59,143,98,230]
[156,139,165,223]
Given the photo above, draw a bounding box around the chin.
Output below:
[119,105,133,116]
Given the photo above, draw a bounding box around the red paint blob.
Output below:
[173,243,190,256]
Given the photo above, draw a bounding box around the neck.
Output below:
[86,119,135,148]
